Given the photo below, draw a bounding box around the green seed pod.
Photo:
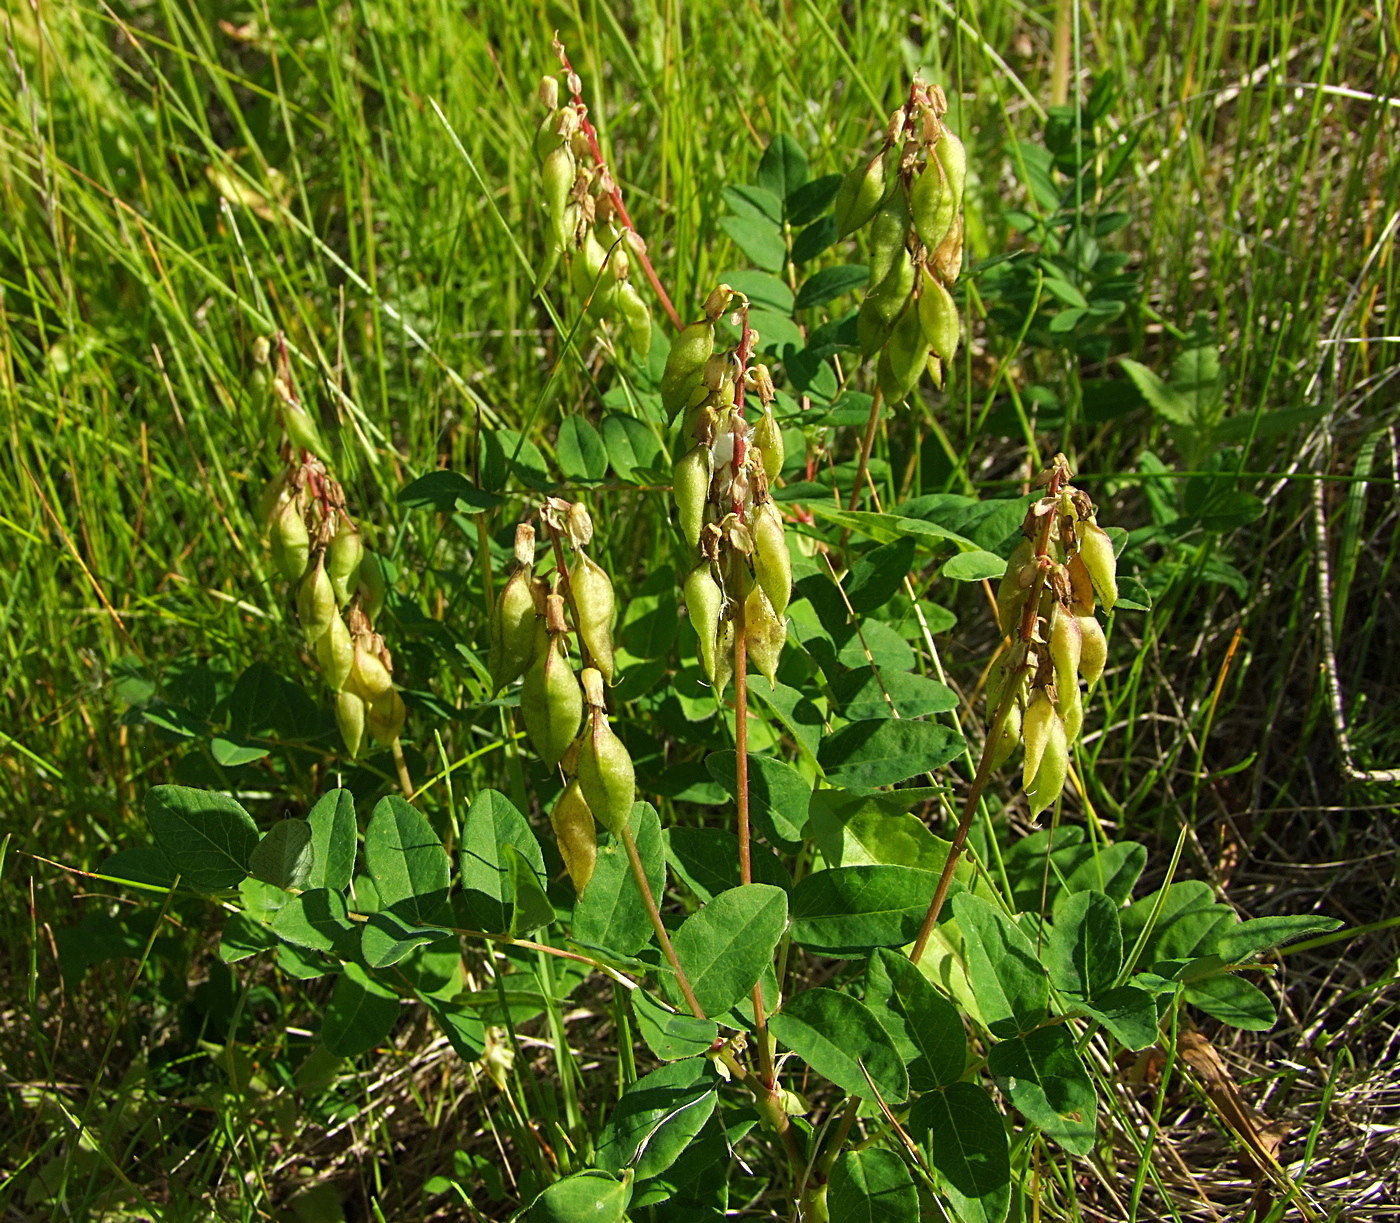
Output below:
[909,158,956,253]
[271,496,310,582]
[856,247,916,356]
[1024,712,1069,818]
[351,636,394,703]
[673,446,712,550]
[335,689,367,758]
[368,689,407,747]
[1049,610,1082,694]
[987,699,1022,770]
[876,301,931,403]
[1021,689,1057,788]
[570,552,617,684]
[542,144,575,255]
[917,269,960,365]
[521,633,583,771]
[743,585,786,685]
[1057,674,1084,745]
[930,214,964,286]
[280,402,327,460]
[1078,523,1119,612]
[316,613,354,692]
[752,409,784,484]
[578,710,635,836]
[257,474,288,528]
[550,779,597,895]
[934,128,967,210]
[750,503,792,615]
[572,230,617,321]
[713,618,735,694]
[327,522,364,607]
[1077,613,1107,685]
[996,540,1035,636]
[488,568,540,692]
[615,280,652,357]
[834,152,887,237]
[866,188,912,289]
[660,321,716,419]
[297,557,337,643]
[683,562,724,683]
[358,550,387,622]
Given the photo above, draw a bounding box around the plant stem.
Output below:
[847,385,886,510]
[620,824,705,1020]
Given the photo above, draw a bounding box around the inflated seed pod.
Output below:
[934,129,966,213]
[857,247,916,356]
[1076,613,1107,685]
[327,522,364,607]
[368,689,407,747]
[280,402,327,460]
[570,552,617,684]
[271,496,311,582]
[550,779,597,894]
[930,214,964,286]
[572,230,617,321]
[297,557,337,644]
[995,540,1035,636]
[520,632,583,770]
[752,410,784,484]
[1077,523,1119,611]
[750,503,791,615]
[1056,675,1083,745]
[743,585,786,685]
[1024,713,1069,818]
[877,301,931,404]
[833,152,887,237]
[578,709,635,836]
[358,550,387,622]
[1021,690,1057,788]
[673,446,712,550]
[351,636,394,703]
[683,562,724,683]
[542,143,575,255]
[866,189,912,289]
[713,618,736,694]
[488,568,540,692]
[615,280,652,357]
[909,158,956,253]
[1049,611,1082,693]
[987,699,1022,770]
[917,270,960,365]
[660,321,716,419]
[316,614,355,692]
[335,689,367,758]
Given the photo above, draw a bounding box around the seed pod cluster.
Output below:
[488,498,637,889]
[536,69,652,357]
[666,291,792,691]
[985,455,1120,818]
[259,334,403,757]
[842,80,967,400]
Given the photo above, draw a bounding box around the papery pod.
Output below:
[351,637,395,703]
[521,634,583,770]
[358,550,387,622]
[280,402,327,461]
[987,699,1022,770]
[1078,522,1119,611]
[550,779,597,895]
[713,618,736,694]
[930,214,964,285]
[1065,553,1095,613]
[271,496,311,582]
[683,563,724,683]
[315,614,354,692]
[856,247,916,356]
[1021,690,1057,787]
[995,540,1035,636]
[488,569,540,692]
[750,503,791,615]
[1077,612,1107,685]
[297,558,337,644]
[327,523,364,606]
[833,152,887,237]
[916,270,960,365]
[909,158,956,253]
[368,689,407,747]
[573,230,617,320]
[1024,713,1069,818]
[673,446,712,550]
[743,585,786,685]
[578,712,635,836]
[570,553,617,684]
[876,301,930,403]
[661,321,716,419]
[615,280,652,356]
[335,689,367,758]
[866,189,912,289]
[933,129,966,209]
[752,410,784,484]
